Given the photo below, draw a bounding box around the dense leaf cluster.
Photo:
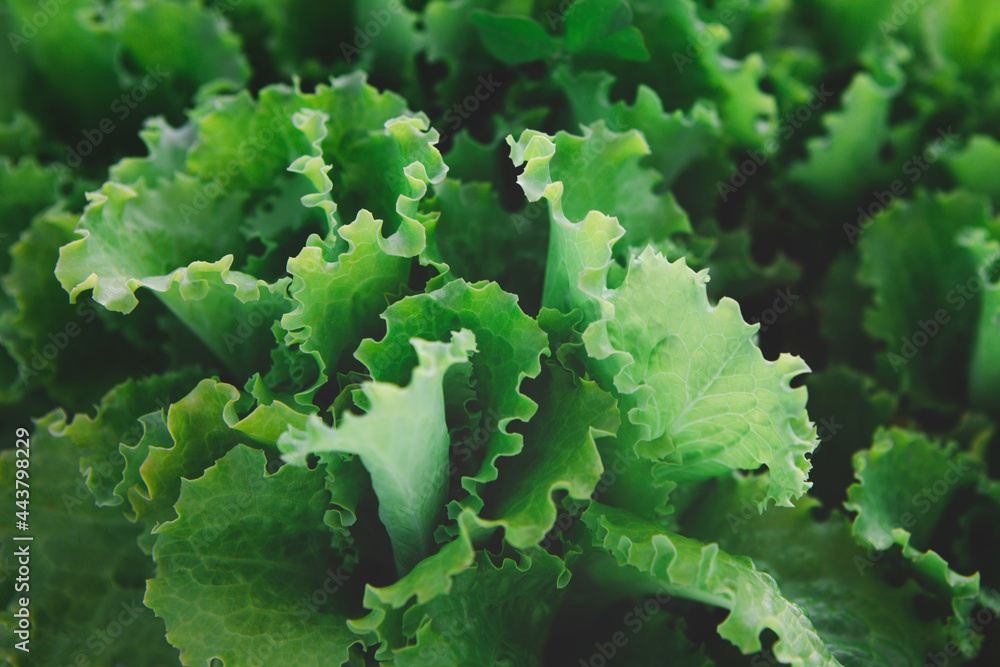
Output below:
[1,0,999,665]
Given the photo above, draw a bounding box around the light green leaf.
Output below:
[507,124,689,313]
[926,0,1000,76]
[229,396,312,448]
[280,209,412,401]
[281,331,477,574]
[355,279,548,516]
[276,103,444,401]
[583,247,817,508]
[53,174,289,374]
[56,73,445,381]
[508,124,815,509]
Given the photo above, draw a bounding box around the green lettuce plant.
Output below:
[2,0,999,665]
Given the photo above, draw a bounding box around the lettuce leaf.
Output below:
[582,248,818,508]
[583,502,842,666]
[676,473,965,666]
[354,279,548,517]
[144,445,363,666]
[281,331,477,574]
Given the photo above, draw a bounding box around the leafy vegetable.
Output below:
[2,0,999,665]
